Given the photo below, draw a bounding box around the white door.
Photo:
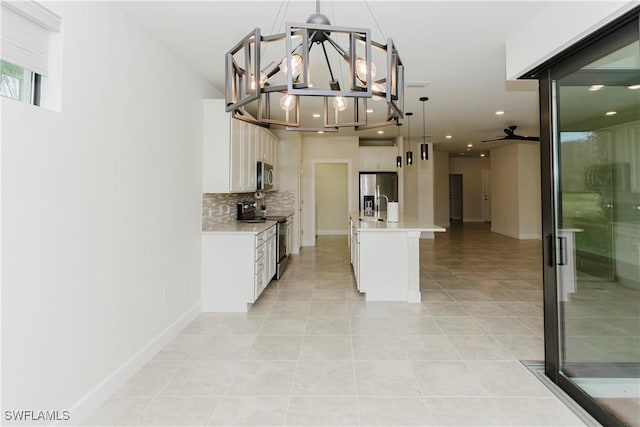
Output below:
[482,170,491,222]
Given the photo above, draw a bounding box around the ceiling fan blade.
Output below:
[481,138,504,143]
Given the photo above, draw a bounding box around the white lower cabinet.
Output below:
[202,224,277,312]
[349,218,360,290]
[259,232,277,297]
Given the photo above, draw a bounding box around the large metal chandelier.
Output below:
[225,1,404,132]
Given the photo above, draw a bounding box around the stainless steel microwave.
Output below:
[257,161,274,191]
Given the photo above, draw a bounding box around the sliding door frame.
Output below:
[535,8,639,427]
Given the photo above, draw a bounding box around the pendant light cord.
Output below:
[422,99,426,142]
[364,0,386,40]
[262,0,289,62]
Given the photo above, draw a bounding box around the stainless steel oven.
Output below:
[264,215,289,279]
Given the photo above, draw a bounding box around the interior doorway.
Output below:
[314,163,349,237]
[449,174,463,221]
[482,170,491,222]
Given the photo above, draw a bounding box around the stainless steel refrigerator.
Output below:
[359,172,398,213]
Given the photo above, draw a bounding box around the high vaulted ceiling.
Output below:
[119,1,550,157]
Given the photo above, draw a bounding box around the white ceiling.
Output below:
[119,0,550,157]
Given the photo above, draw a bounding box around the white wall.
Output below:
[402,144,435,227]
[315,164,349,235]
[490,143,541,239]
[491,144,520,238]
[301,136,358,246]
[449,157,491,222]
[1,2,217,424]
[505,1,636,79]
[517,144,542,239]
[434,151,450,228]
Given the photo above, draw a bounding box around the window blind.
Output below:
[1,1,61,76]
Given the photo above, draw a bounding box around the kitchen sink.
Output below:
[359,216,384,222]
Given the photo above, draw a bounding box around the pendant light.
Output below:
[420,96,429,160]
[406,112,413,165]
[396,120,402,168]
[224,0,405,131]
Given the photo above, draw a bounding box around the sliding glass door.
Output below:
[539,12,640,426]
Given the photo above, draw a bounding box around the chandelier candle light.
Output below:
[225,0,404,131]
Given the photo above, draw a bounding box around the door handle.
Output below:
[546,234,554,267]
[557,236,567,266]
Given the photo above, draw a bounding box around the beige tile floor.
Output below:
[84,223,587,426]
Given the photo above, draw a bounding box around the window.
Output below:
[1,1,60,106]
[0,60,39,104]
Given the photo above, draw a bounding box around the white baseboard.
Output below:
[519,233,541,240]
[491,228,541,240]
[463,218,484,223]
[316,230,348,236]
[60,302,201,426]
[491,228,519,239]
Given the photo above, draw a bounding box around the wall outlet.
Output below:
[161,287,166,303]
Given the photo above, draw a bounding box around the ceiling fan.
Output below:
[481,125,540,142]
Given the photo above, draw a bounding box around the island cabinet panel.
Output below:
[358,231,412,300]
[349,212,445,302]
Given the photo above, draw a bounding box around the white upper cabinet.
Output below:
[202,99,279,193]
[359,146,397,171]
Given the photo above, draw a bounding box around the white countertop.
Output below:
[202,220,277,235]
[350,211,446,233]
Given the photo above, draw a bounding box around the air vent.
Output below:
[359,138,395,147]
[405,81,430,88]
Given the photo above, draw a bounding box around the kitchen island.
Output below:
[349,211,446,303]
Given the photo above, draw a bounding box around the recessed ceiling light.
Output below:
[628,84,640,90]
[445,135,452,139]
[312,113,321,118]
[588,84,604,91]
[318,131,324,134]
[605,111,617,116]
[366,109,374,113]
[467,143,473,147]
[495,110,505,115]
[480,153,486,157]
[377,130,384,134]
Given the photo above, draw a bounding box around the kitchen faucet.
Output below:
[376,194,389,215]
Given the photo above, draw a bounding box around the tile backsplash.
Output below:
[202,190,296,229]
[264,190,296,212]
